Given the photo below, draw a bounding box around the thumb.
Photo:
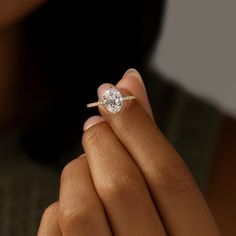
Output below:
[116,68,154,120]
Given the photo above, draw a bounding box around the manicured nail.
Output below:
[83,115,105,131]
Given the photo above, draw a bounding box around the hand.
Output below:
[38,69,221,236]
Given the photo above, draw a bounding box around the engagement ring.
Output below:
[87,87,136,114]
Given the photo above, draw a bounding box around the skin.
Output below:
[0,0,46,28]
[0,0,45,131]
[208,117,236,236]
[0,1,235,235]
[38,69,221,235]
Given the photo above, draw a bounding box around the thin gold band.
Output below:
[87,95,136,108]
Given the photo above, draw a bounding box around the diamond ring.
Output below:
[87,87,136,114]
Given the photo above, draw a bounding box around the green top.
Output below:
[0,73,223,235]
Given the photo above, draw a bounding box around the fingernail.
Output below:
[123,68,147,94]
[83,115,105,131]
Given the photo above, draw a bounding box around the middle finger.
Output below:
[82,121,166,236]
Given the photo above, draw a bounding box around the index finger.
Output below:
[97,70,220,236]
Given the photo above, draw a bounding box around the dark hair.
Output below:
[22,0,166,165]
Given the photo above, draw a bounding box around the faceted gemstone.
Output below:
[103,87,123,113]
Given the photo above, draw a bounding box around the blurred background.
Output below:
[151,0,236,116]
[0,1,235,235]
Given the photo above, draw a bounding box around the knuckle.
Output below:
[60,157,85,183]
[61,159,77,183]
[116,118,138,140]
[152,155,195,198]
[99,171,142,203]
[59,209,80,230]
[41,202,58,221]
[82,124,106,146]
[59,202,98,230]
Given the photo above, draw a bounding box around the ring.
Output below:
[87,87,136,114]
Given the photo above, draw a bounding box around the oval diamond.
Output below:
[103,87,123,113]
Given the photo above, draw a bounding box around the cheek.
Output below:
[0,0,46,28]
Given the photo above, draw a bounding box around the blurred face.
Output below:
[0,0,46,28]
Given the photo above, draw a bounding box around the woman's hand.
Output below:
[38,69,221,236]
